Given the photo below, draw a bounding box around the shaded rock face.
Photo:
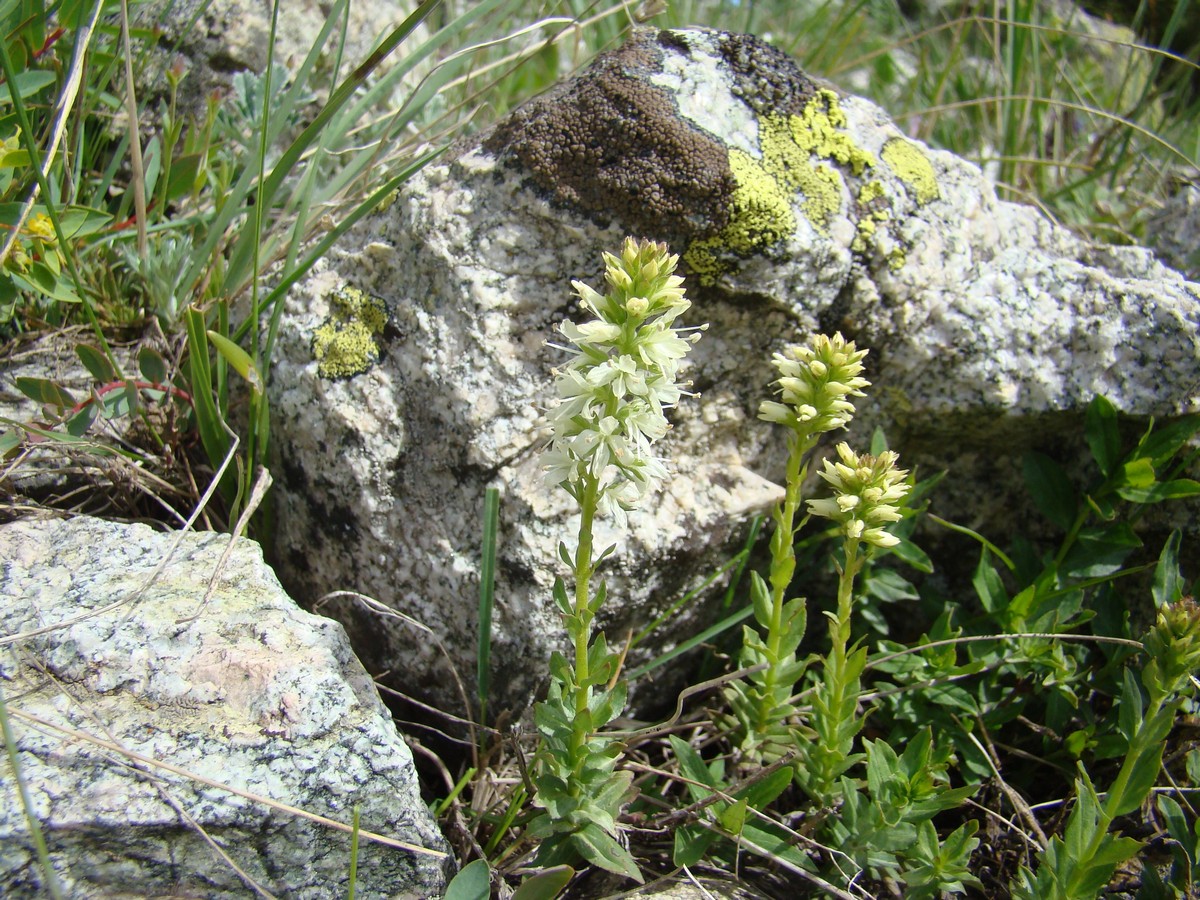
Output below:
[0,516,450,899]
[269,28,1200,715]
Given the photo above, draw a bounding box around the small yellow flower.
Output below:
[25,213,56,244]
[808,442,910,548]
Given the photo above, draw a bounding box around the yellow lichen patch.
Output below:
[789,90,876,176]
[684,89,883,284]
[851,180,891,254]
[881,138,939,205]
[724,148,797,254]
[857,180,887,205]
[311,286,388,379]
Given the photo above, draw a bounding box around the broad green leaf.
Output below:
[1,70,56,104]
[673,824,716,868]
[138,347,168,385]
[1117,479,1200,504]
[719,798,747,835]
[739,821,816,871]
[512,865,574,900]
[1023,451,1078,531]
[741,765,792,810]
[1118,456,1156,490]
[76,344,115,383]
[889,535,933,572]
[13,264,81,303]
[587,579,607,615]
[65,403,98,437]
[570,823,642,882]
[0,145,30,169]
[972,551,1008,615]
[750,571,772,630]
[864,566,919,602]
[1068,835,1142,896]
[1061,523,1140,578]
[1135,414,1200,468]
[1109,735,1169,818]
[1117,667,1143,744]
[163,153,204,203]
[101,384,137,419]
[1156,795,1193,856]
[0,428,20,456]
[15,376,76,410]
[779,595,806,655]
[668,734,718,798]
[443,858,490,900]
[551,578,570,616]
[1085,395,1120,476]
[1152,531,1184,608]
[57,206,112,239]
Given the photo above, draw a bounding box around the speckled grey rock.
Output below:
[141,0,424,123]
[0,515,450,898]
[1147,179,1200,281]
[268,27,1200,714]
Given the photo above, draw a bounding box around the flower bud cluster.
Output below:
[759,333,869,435]
[807,442,911,548]
[1143,596,1200,703]
[543,238,702,523]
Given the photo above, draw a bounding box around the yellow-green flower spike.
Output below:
[807,442,910,548]
[759,332,870,436]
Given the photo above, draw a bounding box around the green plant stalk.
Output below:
[831,538,863,655]
[1076,697,1175,875]
[806,535,866,801]
[477,486,500,722]
[568,476,600,783]
[753,430,812,737]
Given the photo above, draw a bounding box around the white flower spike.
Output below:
[543,238,703,520]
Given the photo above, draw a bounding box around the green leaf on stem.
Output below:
[1085,394,1120,477]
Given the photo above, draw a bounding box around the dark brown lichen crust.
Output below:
[482,28,736,249]
[715,32,816,117]
[481,28,822,264]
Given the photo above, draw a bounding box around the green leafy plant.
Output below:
[529,238,703,880]
[721,333,869,766]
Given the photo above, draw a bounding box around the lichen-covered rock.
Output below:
[0,515,450,898]
[268,27,1200,715]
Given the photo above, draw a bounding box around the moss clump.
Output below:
[881,138,939,205]
[311,286,388,379]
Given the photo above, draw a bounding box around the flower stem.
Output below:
[569,475,600,782]
[755,430,812,735]
[832,538,861,657]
